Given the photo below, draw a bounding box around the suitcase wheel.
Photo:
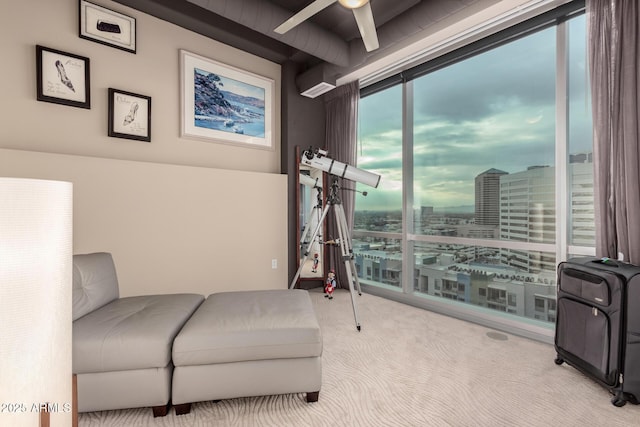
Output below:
[612,392,638,407]
[611,396,627,407]
[554,356,564,366]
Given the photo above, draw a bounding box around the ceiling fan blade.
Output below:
[274,0,337,34]
[352,2,379,52]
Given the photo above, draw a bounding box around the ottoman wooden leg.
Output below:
[152,404,169,417]
[174,403,192,415]
[306,391,319,403]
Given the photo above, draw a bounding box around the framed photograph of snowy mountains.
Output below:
[179,50,274,150]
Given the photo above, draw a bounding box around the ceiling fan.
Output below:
[274,0,380,52]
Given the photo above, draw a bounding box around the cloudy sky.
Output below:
[356,15,591,212]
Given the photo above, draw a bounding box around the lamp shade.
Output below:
[0,177,73,427]
[338,0,369,9]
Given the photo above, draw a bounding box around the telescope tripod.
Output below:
[290,179,363,331]
[299,182,323,266]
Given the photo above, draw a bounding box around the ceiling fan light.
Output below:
[337,0,369,10]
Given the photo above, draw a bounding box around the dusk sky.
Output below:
[355,15,591,212]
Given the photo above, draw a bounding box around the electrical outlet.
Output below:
[271,259,277,269]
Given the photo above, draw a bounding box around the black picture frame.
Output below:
[36,45,91,109]
[108,88,151,142]
[79,0,137,54]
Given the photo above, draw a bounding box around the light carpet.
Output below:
[79,288,640,426]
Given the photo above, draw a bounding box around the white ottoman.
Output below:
[171,289,323,415]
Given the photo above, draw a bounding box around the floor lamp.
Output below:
[0,177,73,427]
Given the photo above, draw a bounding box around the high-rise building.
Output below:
[569,155,595,246]
[499,165,555,273]
[475,168,508,226]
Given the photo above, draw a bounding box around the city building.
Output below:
[354,155,594,323]
[475,168,508,226]
[499,165,556,273]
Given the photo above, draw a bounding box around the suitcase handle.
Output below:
[592,257,619,267]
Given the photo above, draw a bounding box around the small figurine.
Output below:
[325,269,336,300]
[311,253,319,273]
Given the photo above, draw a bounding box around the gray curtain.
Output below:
[324,81,360,288]
[588,0,640,263]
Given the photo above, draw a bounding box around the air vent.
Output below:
[300,81,336,98]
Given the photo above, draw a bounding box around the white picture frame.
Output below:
[180,50,274,150]
[79,0,136,53]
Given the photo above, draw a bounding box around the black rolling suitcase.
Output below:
[555,256,640,407]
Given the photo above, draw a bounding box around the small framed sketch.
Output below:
[79,0,136,53]
[108,88,151,142]
[36,45,90,109]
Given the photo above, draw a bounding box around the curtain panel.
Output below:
[588,0,640,263]
[324,81,360,288]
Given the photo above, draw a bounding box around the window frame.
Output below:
[355,1,592,344]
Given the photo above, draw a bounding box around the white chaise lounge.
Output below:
[72,253,323,417]
[72,253,204,416]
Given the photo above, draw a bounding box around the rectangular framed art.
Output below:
[36,45,90,109]
[79,0,136,53]
[180,50,274,150]
[108,88,151,142]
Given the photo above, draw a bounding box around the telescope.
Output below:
[293,147,378,331]
[301,148,381,188]
[299,173,319,188]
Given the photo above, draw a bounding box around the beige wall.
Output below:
[0,0,281,173]
[0,148,288,296]
[0,0,289,297]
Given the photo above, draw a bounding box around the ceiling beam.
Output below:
[112,0,296,64]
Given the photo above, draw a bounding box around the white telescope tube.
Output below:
[301,151,381,188]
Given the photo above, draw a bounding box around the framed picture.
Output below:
[79,0,136,53]
[180,50,274,150]
[108,88,151,142]
[36,45,90,109]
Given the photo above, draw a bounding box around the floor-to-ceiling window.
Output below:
[567,13,594,252]
[355,84,403,289]
[353,2,592,339]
